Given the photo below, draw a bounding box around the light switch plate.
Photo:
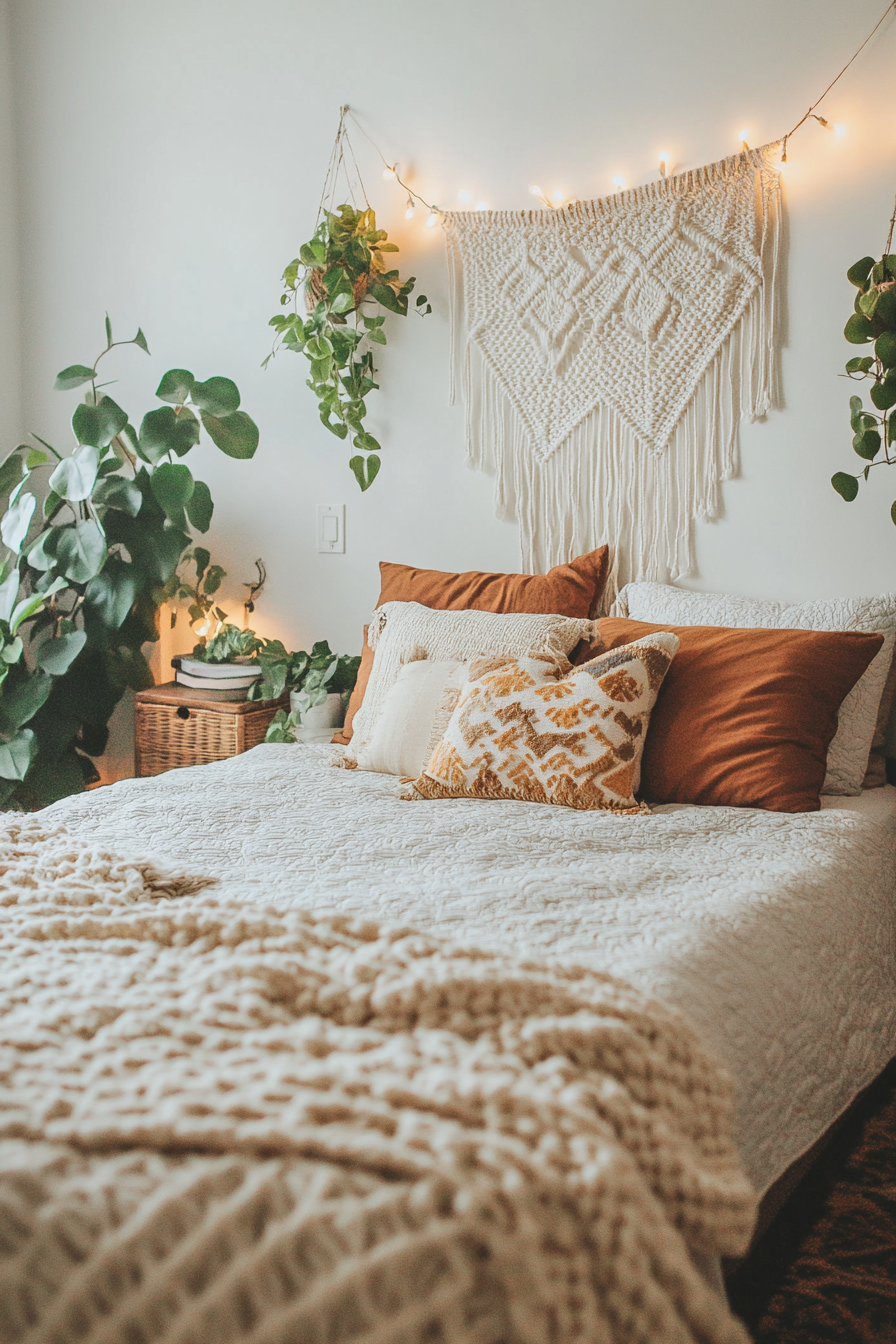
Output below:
[316,504,345,553]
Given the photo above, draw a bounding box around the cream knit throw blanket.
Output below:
[0,817,756,1344]
[444,145,782,600]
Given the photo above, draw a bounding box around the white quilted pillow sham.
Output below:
[346,601,599,768]
[612,582,896,796]
[356,658,469,776]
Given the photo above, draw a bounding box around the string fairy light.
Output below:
[334,7,893,233]
[781,0,895,160]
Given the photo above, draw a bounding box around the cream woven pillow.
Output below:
[405,632,679,813]
[613,582,896,796]
[345,601,600,767]
[355,659,469,776]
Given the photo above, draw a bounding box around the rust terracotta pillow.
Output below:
[596,618,885,812]
[378,547,609,619]
[406,633,679,814]
[334,548,610,745]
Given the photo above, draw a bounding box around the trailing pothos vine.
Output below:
[266,203,430,491]
[832,196,896,521]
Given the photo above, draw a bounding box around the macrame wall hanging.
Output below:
[443,143,783,601]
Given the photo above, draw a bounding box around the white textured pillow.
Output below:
[355,659,469,776]
[346,601,600,767]
[613,582,896,796]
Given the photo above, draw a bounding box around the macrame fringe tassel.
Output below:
[445,149,782,609]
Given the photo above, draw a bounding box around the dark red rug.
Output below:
[727,1059,896,1341]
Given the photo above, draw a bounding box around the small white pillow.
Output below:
[346,601,600,767]
[356,659,468,776]
[613,582,896,796]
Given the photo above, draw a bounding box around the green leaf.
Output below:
[54,364,95,391]
[151,462,195,527]
[0,673,51,735]
[846,356,875,374]
[876,332,896,368]
[877,289,896,327]
[0,636,22,665]
[832,471,859,501]
[132,327,150,354]
[48,444,100,502]
[55,520,106,584]
[871,380,896,411]
[367,327,387,345]
[72,395,128,449]
[1,492,36,553]
[37,629,87,676]
[0,451,25,503]
[845,257,872,288]
[85,557,138,630]
[155,369,195,404]
[349,453,381,491]
[305,335,334,360]
[190,376,240,415]
[201,410,259,459]
[858,289,879,318]
[25,448,50,470]
[845,313,875,344]
[138,406,202,463]
[203,563,224,595]
[0,570,18,623]
[330,291,355,314]
[185,478,213,532]
[93,475,142,517]
[369,281,407,316]
[104,313,113,347]
[26,528,59,571]
[0,728,36,781]
[192,546,210,581]
[854,428,881,459]
[42,490,63,521]
[892,500,896,526]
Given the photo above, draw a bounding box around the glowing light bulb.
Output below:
[425,210,438,228]
[834,123,847,139]
[382,165,397,180]
[404,196,416,220]
[458,189,472,203]
[738,129,749,148]
[475,201,488,211]
[658,152,671,178]
[550,188,565,206]
[611,174,626,191]
[529,184,545,199]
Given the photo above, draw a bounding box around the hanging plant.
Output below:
[832,199,896,520]
[266,204,430,491]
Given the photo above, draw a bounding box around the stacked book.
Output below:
[171,656,262,701]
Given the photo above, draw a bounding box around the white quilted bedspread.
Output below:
[46,744,896,1195]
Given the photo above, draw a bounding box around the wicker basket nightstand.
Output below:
[135,683,289,778]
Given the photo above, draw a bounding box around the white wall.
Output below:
[6,0,896,773]
[0,0,21,451]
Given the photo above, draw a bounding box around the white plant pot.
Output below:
[289,690,345,743]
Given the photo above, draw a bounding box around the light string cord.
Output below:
[781,0,896,161]
[344,107,439,214]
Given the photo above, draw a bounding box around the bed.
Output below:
[43,741,896,1201]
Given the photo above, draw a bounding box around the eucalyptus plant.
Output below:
[162,547,227,643]
[832,251,896,518]
[0,321,258,809]
[266,204,430,491]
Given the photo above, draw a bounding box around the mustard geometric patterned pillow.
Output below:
[404,633,679,814]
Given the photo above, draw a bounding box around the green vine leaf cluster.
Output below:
[265,204,430,491]
[0,322,259,809]
[833,253,896,520]
[161,547,227,637]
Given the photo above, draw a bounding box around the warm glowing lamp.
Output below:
[611,174,626,190]
[382,165,396,180]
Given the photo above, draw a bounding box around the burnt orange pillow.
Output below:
[332,626,373,747]
[378,547,609,619]
[596,618,884,812]
[333,549,610,744]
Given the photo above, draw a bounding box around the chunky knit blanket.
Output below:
[0,816,756,1344]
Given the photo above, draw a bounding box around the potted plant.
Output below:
[265,204,430,492]
[187,624,360,740]
[0,320,259,808]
